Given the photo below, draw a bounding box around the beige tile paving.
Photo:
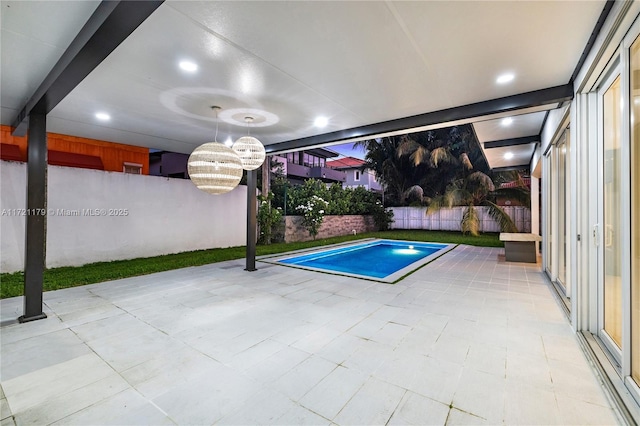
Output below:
[0,245,621,425]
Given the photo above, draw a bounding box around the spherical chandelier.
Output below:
[233,117,266,171]
[187,143,243,195]
[188,107,243,195]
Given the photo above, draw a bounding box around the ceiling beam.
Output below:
[265,84,573,154]
[569,0,615,86]
[491,165,531,173]
[11,0,164,136]
[469,122,490,172]
[483,135,539,149]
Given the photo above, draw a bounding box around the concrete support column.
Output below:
[20,112,48,323]
[531,175,540,252]
[245,169,257,271]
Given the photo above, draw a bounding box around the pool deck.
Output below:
[0,245,621,425]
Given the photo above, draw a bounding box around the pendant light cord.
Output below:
[211,105,222,142]
[214,109,219,142]
[245,116,253,137]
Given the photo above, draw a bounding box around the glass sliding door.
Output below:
[602,74,623,350]
[583,15,640,413]
[601,74,623,350]
[630,35,640,387]
[546,151,554,275]
[557,129,569,289]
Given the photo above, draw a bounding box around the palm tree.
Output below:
[427,171,530,236]
[395,126,488,199]
[354,137,416,205]
[354,126,491,206]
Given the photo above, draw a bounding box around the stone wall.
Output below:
[284,215,376,242]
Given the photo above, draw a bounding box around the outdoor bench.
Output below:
[499,233,541,263]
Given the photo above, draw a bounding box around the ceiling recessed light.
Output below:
[504,152,514,160]
[496,73,515,84]
[314,116,329,128]
[95,112,110,121]
[501,117,513,126]
[179,61,198,72]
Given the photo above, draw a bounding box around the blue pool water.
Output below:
[278,240,448,279]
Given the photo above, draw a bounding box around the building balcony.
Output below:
[286,162,311,178]
[310,166,346,182]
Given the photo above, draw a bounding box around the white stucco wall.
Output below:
[0,161,247,273]
[540,104,570,154]
[530,144,541,244]
[530,176,540,237]
[340,168,382,192]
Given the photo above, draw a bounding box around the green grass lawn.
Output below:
[0,230,501,299]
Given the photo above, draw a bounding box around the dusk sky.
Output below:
[329,142,367,160]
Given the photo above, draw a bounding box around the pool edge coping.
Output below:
[256,238,378,261]
[258,239,458,284]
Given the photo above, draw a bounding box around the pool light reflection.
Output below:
[394,246,419,255]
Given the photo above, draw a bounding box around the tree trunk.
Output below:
[261,155,270,196]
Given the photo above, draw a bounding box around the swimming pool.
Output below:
[270,239,455,282]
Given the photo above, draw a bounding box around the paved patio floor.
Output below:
[0,245,621,425]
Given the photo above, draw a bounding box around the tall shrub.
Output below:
[296,195,328,239]
[257,192,282,244]
[285,178,393,232]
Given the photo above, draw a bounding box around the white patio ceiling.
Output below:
[1,1,605,169]
[473,111,547,170]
